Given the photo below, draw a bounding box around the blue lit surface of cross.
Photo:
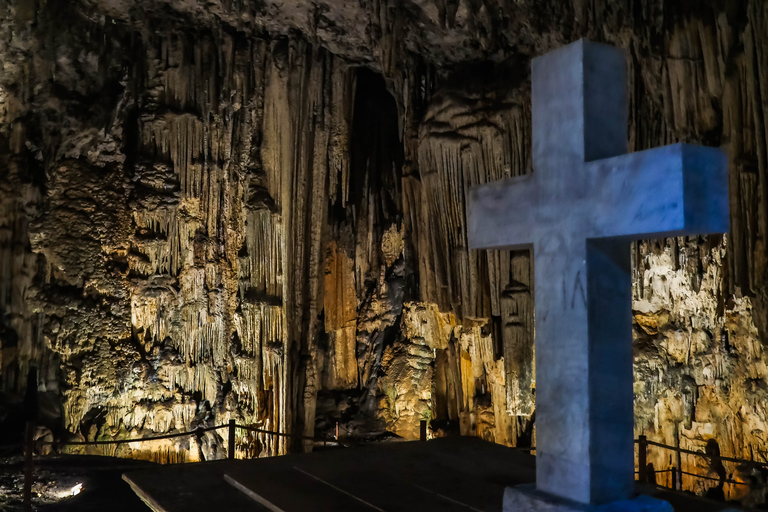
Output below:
[468,39,729,505]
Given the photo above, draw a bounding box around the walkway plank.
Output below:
[224,464,383,512]
[123,460,268,512]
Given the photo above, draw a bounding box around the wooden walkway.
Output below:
[122,437,746,512]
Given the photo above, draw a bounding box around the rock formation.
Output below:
[1,0,767,503]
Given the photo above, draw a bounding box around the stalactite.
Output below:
[327,64,354,207]
[234,302,283,397]
[0,136,51,394]
[417,88,531,319]
[323,240,358,389]
[241,208,283,298]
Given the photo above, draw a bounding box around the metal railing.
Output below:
[21,419,336,512]
[23,422,763,510]
[636,435,765,491]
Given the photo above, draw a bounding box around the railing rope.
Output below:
[33,423,327,450]
[642,438,768,468]
[35,424,226,446]
[234,423,321,443]
[678,469,750,486]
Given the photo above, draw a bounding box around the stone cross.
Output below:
[468,40,729,506]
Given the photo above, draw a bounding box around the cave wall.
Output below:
[1,0,768,500]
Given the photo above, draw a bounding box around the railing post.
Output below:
[335,422,339,441]
[23,421,33,512]
[670,466,677,490]
[638,435,648,483]
[228,420,236,460]
[420,420,427,442]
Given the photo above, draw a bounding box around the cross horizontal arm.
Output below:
[587,143,729,240]
[467,144,728,250]
[467,173,538,250]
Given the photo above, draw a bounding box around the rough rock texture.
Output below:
[1,0,768,504]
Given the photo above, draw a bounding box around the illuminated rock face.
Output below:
[1,0,768,501]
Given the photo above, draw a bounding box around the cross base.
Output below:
[503,485,672,512]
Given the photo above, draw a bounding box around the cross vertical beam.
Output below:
[532,234,633,505]
[532,40,627,170]
[532,40,634,506]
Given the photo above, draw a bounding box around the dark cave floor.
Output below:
[0,438,754,511]
[0,454,154,512]
[123,437,749,512]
